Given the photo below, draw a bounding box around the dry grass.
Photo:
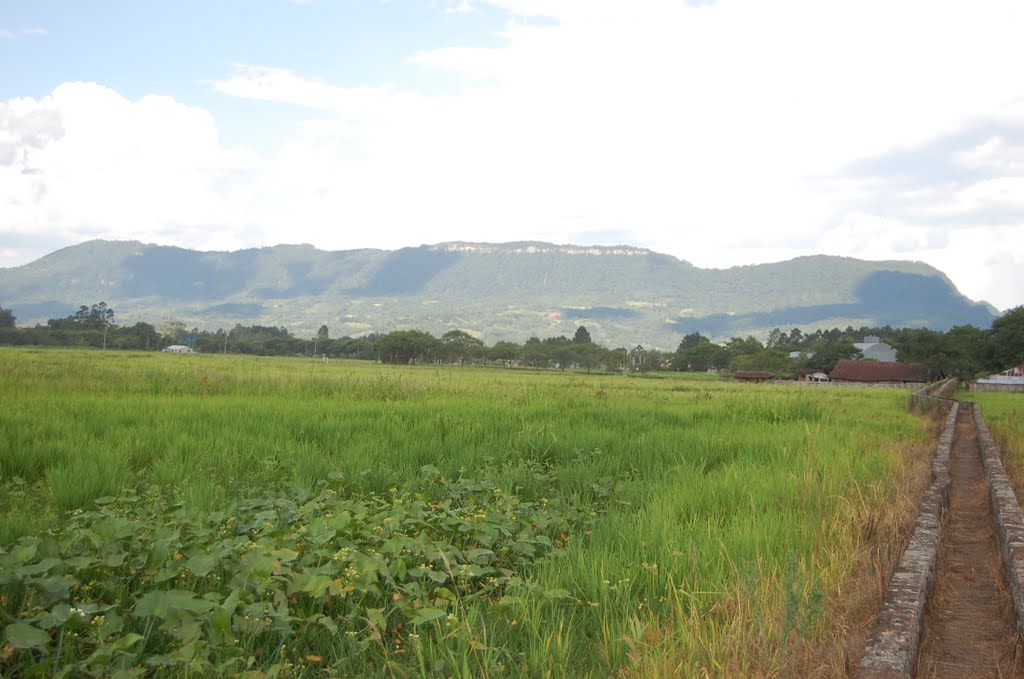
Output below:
[773,432,936,678]
[996,430,1024,497]
[619,418,938,678]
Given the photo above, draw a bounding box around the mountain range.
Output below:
[0,240,997,349]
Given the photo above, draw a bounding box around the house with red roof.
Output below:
[829,360,926,385]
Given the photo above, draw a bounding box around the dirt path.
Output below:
[914,407,1024,678]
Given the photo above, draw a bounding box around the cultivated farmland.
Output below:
[962,390,1024,489]
[0,349,932,676]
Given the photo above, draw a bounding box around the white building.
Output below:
[972,364,1024,393]
[163,345,194,353]
[853,336,898,362]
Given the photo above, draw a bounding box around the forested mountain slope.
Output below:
[0,240,996,348]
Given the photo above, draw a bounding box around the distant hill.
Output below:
[0,240,997,349]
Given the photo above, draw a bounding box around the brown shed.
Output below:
[829,360,926,384]
[733,370,776,383]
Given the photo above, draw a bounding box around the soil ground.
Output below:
[914,407,1024,678]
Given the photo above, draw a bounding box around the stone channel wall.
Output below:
[858,397,1024,677]
[974,403,1024,638]
[908,376,958,414]
[856,402,957,679]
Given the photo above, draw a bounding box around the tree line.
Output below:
[671,314,1022,381]
[1,303,1022,379]
[0,303,162,351]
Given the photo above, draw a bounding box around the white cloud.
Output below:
[444,0,477,14]
[212,65,412,119]
[0,83,258,252]
[924,177,1024,220]
[0,27,48,38]
[3,0,1024,311]
[956,136,1024,173]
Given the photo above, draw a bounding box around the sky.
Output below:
[1,0,1023,310]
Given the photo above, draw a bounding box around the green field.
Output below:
[961,389,1024,482]
[967,390,1024,449]
[1,349,931,677]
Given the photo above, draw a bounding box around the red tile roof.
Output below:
[829,360,926,383]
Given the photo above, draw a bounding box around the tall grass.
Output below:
[0,348,929,675]
[962,389,1024,489]
[965,391,1024,451]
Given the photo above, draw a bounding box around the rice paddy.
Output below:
[962,389,1024,489]
[0,348,931,676]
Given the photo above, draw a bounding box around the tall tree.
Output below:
[803,340,862,373]
[730,349,794,377]
[572,325,592,344]
[71,302,115,331]
[945,325,987,380]
[441,329,484,366]
[158,320,188,342]
[677,332,710,352]
[489,341,521,368]
[630,345,649,372]
[0,306,14,328]
[375,329,440,365]
[523,337,549,368]
[673,335,727,372]
[549,344,580,371]
[576,343,606,373]
[988,306,1024,371]
[113,322,162,350]
[724,336,763,365]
